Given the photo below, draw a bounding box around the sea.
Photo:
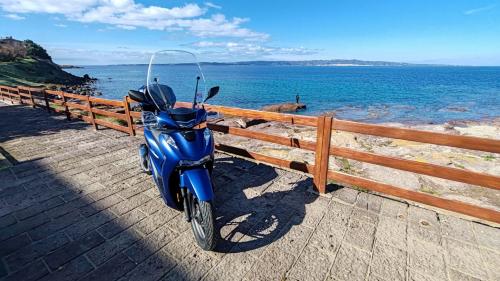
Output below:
[67,65,500,124]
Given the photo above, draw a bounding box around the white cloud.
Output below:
[54,23,67,27]
[47,46,154,65]
[0,0,268,40]
[190,41,318,58]
[205,2,221,10]
[4,13,24,20]
[464,4,496,15]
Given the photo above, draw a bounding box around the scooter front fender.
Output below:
[180,168,214,201]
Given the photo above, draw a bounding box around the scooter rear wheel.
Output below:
[191,199,217,251]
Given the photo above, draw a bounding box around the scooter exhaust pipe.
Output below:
[180,188,191,222]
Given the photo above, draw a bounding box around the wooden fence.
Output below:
[1,85,499,223]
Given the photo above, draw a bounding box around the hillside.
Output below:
[201,59,428,66]
[0,38,85,87]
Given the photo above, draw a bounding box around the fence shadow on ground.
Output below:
[0,103,89,143]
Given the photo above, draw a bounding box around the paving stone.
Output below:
[439,214,476,243]
[351,207,379,225]
[203,251,256,281]
[344,218,376,252]
[109,193,151,216]
[162,249,220,281]
[134,209,177,236]
[79,194,123,217]
[117,181,151,199]
[44,231,105,270]
[0,233,31,257]
[161,231,198,262]
[472,222,500,249]
[269,222,313,257]
[64,210,116,240]
[87,228,142,266]
[14,196,65,220]
[408,270,444,281]
[331,187,359,204]
[479,247,500,281]
[375,216,407,251]
[408,206,441,245]
[4,231,70,272]
[290,195,329,228]
[165,213,191,234]
[138,198,165,215]
[0,260,7,278]
[445,238,487,279]
[448,269,483,281]
[97,208,147,239]
[39,255,94,281]
[125,224,177,264]
[286,241,336,281]
[243,246,296,281]
[2,259,50,281]
[44,196,92,219]
[408,237,447,280]
[370,242,407,281]
[0,212,49,241]
[329,243,370,281]
[309,218,346,253]
[28,210,82,241]
[355,192,383,214]
[81,253,136,281]
[119,251,176,281]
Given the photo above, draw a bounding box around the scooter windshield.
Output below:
[147,50,206,111]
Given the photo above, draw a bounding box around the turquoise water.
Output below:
[68,65,500,124]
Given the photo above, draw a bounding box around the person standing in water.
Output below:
[295,94,300,104]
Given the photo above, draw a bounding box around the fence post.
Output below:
[28,89,35,108]
[86,96,98,130]
[15,88,23,105]
[60,92,70,120]
[123,96,135,136]
[313,115,333,193]
[42,90,51,113]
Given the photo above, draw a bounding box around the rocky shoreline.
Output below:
[47,76,101,96]
[214,116,500,211]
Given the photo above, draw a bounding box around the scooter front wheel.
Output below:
[191,199,217,251]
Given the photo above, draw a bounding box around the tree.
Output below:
[23,40,51,60]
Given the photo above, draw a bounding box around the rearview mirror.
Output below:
[204,86,219,103]
[128,90,145,102]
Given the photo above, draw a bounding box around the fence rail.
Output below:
[1,85,499,223]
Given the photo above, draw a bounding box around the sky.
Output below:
[1,0,499,65]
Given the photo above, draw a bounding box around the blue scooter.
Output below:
[128,50,219,250]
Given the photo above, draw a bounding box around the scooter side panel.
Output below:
[145,128,180,209]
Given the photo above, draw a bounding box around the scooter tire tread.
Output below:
[192,200,217,251]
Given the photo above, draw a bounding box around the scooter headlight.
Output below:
[178,155,212,167]
[164,134,178,150]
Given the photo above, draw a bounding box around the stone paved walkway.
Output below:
[0,102,499,281]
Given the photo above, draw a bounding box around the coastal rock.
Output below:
[261,103,306,113]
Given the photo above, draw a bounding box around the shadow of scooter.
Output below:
[212,156,318,253]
